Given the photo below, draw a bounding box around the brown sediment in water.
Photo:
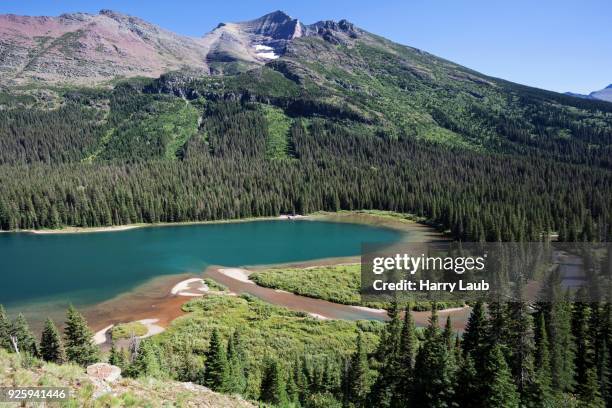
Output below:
[76,213,460,331]
[83,274,197,333]
[81,258,470,335]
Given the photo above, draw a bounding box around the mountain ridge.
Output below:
[564,83,612,103]
[0,9,368,84]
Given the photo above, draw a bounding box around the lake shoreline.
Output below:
[86,257,471,338]
[79,212,453,333]
[11,215,308,235]
[6,210,441,236]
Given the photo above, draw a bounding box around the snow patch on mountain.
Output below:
[254,44,279,59]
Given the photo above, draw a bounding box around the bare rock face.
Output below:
[308,19,360,45]
[200,10,306,74]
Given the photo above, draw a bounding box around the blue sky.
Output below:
[2,0,610,94]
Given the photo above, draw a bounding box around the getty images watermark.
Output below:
[360,242,612,304]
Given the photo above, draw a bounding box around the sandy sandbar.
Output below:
[93,318,165,346]
[218,268,254,284]
[171,278,209,296]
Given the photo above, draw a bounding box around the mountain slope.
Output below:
[1,9,611,164]
[0,10,210,85]
[565,84,612,103]
[590,84,612,102]
[141,20,612,163]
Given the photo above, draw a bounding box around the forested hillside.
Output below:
[0,15,611,241]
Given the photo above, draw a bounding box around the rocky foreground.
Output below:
[0,349,253,407]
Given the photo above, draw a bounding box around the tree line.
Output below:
[1,101,611,244]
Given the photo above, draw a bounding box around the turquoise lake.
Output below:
[0,220,404,312]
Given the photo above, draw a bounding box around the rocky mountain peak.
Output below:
[257,10,293,23]
[239,10,304,40]
[201,10,310,74]
[307,18,360,45]
[99,9,124,18]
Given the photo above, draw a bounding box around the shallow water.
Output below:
[0,220,404,314]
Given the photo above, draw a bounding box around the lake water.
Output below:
[0,220,404,312]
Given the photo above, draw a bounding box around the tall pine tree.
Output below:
[226,330,247,394]
[260,357,287,405]
[10,313,38,356]
[367,299,403,407]
[0,305,11,350]
[462,301,487,362]
[344,331,369,408]
[524,313,553,407]
[484,345,520,408]
[40,318,65,363]
[392,304,417,407]
[412,307,455,408]
[202,328,229,391]
[64,305,99,366]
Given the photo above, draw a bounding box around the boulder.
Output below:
[86,362,122,383]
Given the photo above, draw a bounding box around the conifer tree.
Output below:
[129,340,163,377]
[108,342,127,369]
[484,345,520,408]
[525,313,553,407]
[374,299,401,362]
[462,301,487,363]
[293,356,307,405]
[548,290,576,392]
[412,307,454,407]
[487,301,508,350]
[455,356,482,407]
[596,340,610,408]
[578,367,605,408]
[40,318,65,363]
[64,305,99,366]
[202,328,229,391]
[345,332,369,407]
[285,364,300,406]
[442,315,454,351]
[393,304,416,407]
[441,315,458,382]
[367,300,402,407]
[506,300,535,394]
[226,330,247,394]
[0,305,11,350]
[260,357,287,405]
[10,313,38,356]
[573,293,594,389]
